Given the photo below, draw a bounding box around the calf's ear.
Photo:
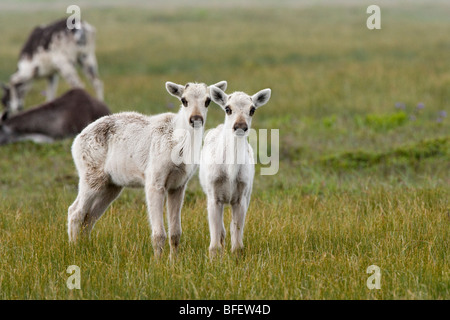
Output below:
[165,81,185,98]
[210,80,227,92]
[252,88,271,108]
[210,85,228,108]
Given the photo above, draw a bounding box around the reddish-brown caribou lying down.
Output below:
[0,88,110,145]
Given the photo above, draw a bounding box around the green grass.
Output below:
[0,1,449,299]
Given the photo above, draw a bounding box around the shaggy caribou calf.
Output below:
[2,18,103,114]
[67,81,227,258]
[199,85,271,257]
[0,89,110,145]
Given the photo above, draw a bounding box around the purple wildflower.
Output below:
[417,102,425,110]
[395,102,406,110]
[439,110,447,118]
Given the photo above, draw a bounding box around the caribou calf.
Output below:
[0,89,110,145]
[199,85,271,257]
[67,81,227,259]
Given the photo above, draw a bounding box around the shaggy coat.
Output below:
[67,81,227,258]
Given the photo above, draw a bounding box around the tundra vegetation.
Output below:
[0,1,448,299]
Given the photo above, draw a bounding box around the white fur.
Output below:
[67,81,227,259]
[199,86,271,256]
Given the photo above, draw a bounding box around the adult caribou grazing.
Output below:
[0,89,110,145]
[1,18,103,114]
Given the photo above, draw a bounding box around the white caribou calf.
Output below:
[68,81,227,258]
[199,86,271,256]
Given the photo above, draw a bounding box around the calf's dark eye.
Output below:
[205,97,211,107]
[225,106,232,115]
[249,107,256,116]
[181,98,188,107]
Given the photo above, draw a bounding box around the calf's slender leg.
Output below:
[80,185,123,237]
[167,185,186,257]
[146,184,167,258]
[230,200,247,254]
[208,197,225,257]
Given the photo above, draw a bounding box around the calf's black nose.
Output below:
[190,115,203,127]
[233,122,248,132]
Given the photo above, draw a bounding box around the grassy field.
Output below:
[0,1,449,299]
